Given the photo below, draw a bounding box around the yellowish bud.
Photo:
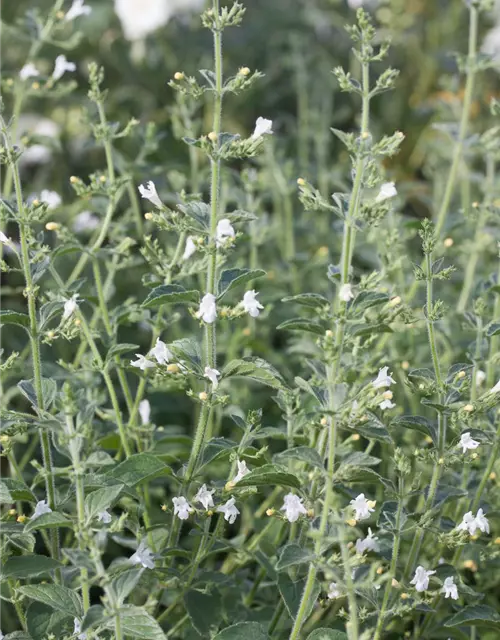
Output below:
[307,509,314,518]
[144,212,153,220]
[489,472,496,480]
[32,199,40,206]
[494,537,500,545]
[8,509,16,516]
[361,131,370,139]
[438,457,444,465]
[400,592,409,600]
[320,417,328,426]
[470,534,479,541]
[238,67,250,76]
[425,435,433,444]
[472,201,480,209]
[443,237,454,248]
[389,296,401,307]
[167,364,180,373]
[346,518,357,527]
[207,510,213,517]
[317,246,329,257]
[199,391,208,402]
[6,78,14,86]
[471,452,478,460]
[32,82,40,90]
[401,361,410,370]
[208,131,218,142]
[382,390,393,400]
[17,515,27,523]
[242,327,251,337]
[70,176,79,184]
[325,330,333,338]
[457,370,466,379]
[56,10,65,18]
[0,435,9,443]
[367,500,377,509]
[352,434,360,441]
[418,383,425,390]
[225,480,235,491]
[392,578,400,588]
[462,559,478,572]
[174,71,184,81]
[45,222,60,231]
[100,175,107,182]
[463,404,474,412]
[297,177,306,186]
[376,567,384,575]
[161,504,167,511]
[266,508,275,517]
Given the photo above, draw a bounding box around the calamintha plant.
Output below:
[1,0,500,639]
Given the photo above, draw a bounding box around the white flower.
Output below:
[204,366,221,390]
[97,510,112,524]
[63,294,79,320]
[73,211,99,233]
[0,231,11,244]
[172,496,193,520]
[197,293,217,324]
[52,54,76,81]
[347,0,365,8]
[73,618,87,640]
[251,117,273,140]
[372,366,396,389]
[149,337,172,365]
[349,494,375,521]
[130,354,156,371]
[232,460,250,485]
[114,0,206,41]
[327,582,342,599]
[194,484,215,510]
[379,399,396,410]
[482,25,500,63]
[457,511,477,535]
[458,432,480,454]
[242,290,264,318]
[355,527,379,554]
[182,236,197,260]
[130,540,154,569]
[139,399,151,424]
[475,508,490,534]
[18,115,60,165]
[441,576,459,600]
[138,180,163,208]
[489,379,500,394]
[281,493,308,523]
[410,566,436,592]
[19,63,40,80]
[216,218,235,247]
[65,0,92,20]
[40,190,62,209]
[217,496,240,524]
[375,182,397,203]
[476,369,486,386]
[339,283,354,302]
[32,500,52,519]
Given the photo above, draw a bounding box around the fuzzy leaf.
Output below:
[213,622,268,640]
[275,544,315,571]
[106,453,172,487]
[278,574,320,619]
[306,631,348,640]
[277,318,326,335]
[142,284,199,308]
[115,606,166,639]
[19,584,83,618]
[84,484,124,521]
[274,446,324,469]
[217,268,266,299]
[444,604,500,628]
[223,357,286,389]
[0,310,30,329]
[351,291,389,313]
[1,555,63,579]
[24,512,72,533]
[178,201,210,228]
[390,415,437,443]
[282,293,329,308]
[26,602,68,640]
[235,464,300,490]
[18,378,57,409]
[110,569,144,605]
[184,589,222,635]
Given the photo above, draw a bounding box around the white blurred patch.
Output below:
[17,115,60,165]
[114,0,205,41]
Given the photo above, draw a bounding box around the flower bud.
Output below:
[70,176,79,183]
[443,237,454,248]
[457,370,466,379]
[352,434,360,441]
[489,472,496,480]
[242,327,251,337]
[45,222,60,231]
[401,361,409,370]
[494,537,500,545]
[144,212,153,220]
[389,296,401,307]
[367,500,377,509]
[266,508,275,517]
[307,509,314,518]
[17,515,27,523]
[8,509,16,516]
[238,67,250,76]
[100,175,107,183]
[376,567,384,575]
[161,504,167,511]
[167,364,180,373]
[225,481,235,491]
[382,390,393,400]
[208,131,218,142]
[174,71,184,81]
[346,518,357,527]
[320,417,328,426]
[32,199,40,206]
[199,391,208,401]
[392,579,401,588]
[462,559,478,572]
[463,404,474,412]
[325,330,333,338]
[400,592,409,600]
[297,178,306,186]
[32,82,40,90]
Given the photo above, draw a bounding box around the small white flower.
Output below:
[251,117,273,140]
[73,211,99,233]
[349,494,375,521]
[182,236,197,260]
[172,496,193,520]
[197,293,217,324]
[139,399,151,425]
[204,366,221,390]
[19,63,40,80]
[40,189,62,209]
[458,432,479,454]
[410,566,436,592]
[482,25,500,63]
[489,379,500,394]
[475,508,490,534]
[281,493,308,523]
[0,231,12,244]
[375,182,397,203]
[327,582,342,599]
[32,500,52,519]
[217,496,240,524]
[52,54,76,81]
[65,0,92,21]
[194,484,215,510]
[130,354,156,371]
[232,460,250,485]
[138,180,163,208]
[97,510,112,524]
[339,283,354,302]
[372,366,396,389]
[355,527,379,554]
[347,0,365,8]
[379,399,396,410]
[149,337,172,365]
[130,540,154,569]
[242,290,264,318]
[475,370,486,386]
[74,618,87,640]
[63,294,79,320]
[441,576,459,600]
[457,511,477,535]
[216,218,235,247]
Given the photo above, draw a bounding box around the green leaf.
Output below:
[341,452,381,467]
[278,573,320,619]
[178,201,210,228]
[234,464,300,490]
[2,555,63,579]
[18,378,57,409]
[282,293,329,308]
[0,310,30,329]
[4,632,34,639]
[223,357,286,390]
[24,512,72,533]
[81,605,107,632]
[390,415,437,443]
[0,479,34,503]
[19,584,83,618]
[213,622,269,640]
[142,284,199,309]
[107,343,140,359]
[115,605,167,639]
[275,544,315,571]
[0,480,13,503]
[306,631,348,640]
[169,338,202,369]
[184,589,222,635]
[106,453,172,487]
[224,209,258,223]
[217,268,266,299]
[274,446,324,469]
[84,484,123,521]
[350,323,393,338]
[486,322,500,337]
[351,291,389,313]
[26,602,68,640]
[277,318,326,335]
[110,568,144,605]
[355,412,393,444]
[445,604,500,628]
